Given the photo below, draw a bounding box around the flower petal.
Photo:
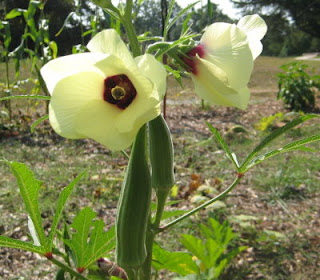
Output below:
[237,14,267,41]
[135,54,167,99]
[87,29,134,66]
[94,55,161,134]
[40,53,107,94]
[49,71,105,139]
[237,15,267,59]
[75,100,138,150]
[192,57,250,110]
[201,22,254,89]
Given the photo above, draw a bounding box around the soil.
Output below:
[0,87,319,280]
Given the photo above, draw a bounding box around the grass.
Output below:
[0,56,320,279]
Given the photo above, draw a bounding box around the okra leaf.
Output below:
[245,133,320,170]
[47,170,87,251]
[64,207,115,269]
[3,161,47,247]
[180,234,207,265]
[152,243,199,276]
[240,114,319,171]
[0,235,45,255]
[206,123,240,171]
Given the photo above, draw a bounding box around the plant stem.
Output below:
[140,227,155,280]
[121,1,141,57]
[49,257,88,280]
[153,189,170,227]
[159,176,241,232]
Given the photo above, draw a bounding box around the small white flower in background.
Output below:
[183,14,267,110]
[41,29,166,151]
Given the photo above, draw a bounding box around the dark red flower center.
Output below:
[182,44,205,75]
[103,74,137,109]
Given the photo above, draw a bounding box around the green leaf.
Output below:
[64,207,116,269]
[5,8,25,19]
[164,1,199,39]
[47,171,87,251]
[180,234,207,265]
[0,95,51,101]
[55,12,77,37]
[31,115,49,133]
[245,133,320,170]
[1,21,11,49]
[161,210,188,221]
[3,161,47,247]
[240,114,319,172]
[152,243,198,276]
[55,269,66,280]
[207,123,240,171]
[0,235,45,254]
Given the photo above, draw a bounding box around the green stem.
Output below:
[159,176,241,232]
[140,227,155,280]
[121,0,141,57]
[5,55,12,120]
[49,257,88,280]
[153,190,170,227]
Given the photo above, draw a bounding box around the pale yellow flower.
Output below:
[41,29,166,150]
[184,15,267,110]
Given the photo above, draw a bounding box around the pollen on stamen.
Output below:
[111,86,126,100]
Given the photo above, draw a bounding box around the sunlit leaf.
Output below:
[47,171,88,251]
[0,236,45,255]
[240,114,320,171]
[245,133,320,170]
[152,243,198,276]
[206,123,240,171]
[64,207,116,269]
[3,161,47,247]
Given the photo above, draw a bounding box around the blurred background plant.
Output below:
[277,62,320,112]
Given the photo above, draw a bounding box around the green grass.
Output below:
[0,56,320,279]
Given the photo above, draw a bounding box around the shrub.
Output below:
[277,62,320,111]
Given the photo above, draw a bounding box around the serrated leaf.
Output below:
[0,235,45,254]
[47,171,87,251]
[180,234,206,264]
[152,243,198,276]
[3,161,47,247]
[240,114,320,171]
[245,133,320,170]
[64,207,115,269]
[206,123,240,170]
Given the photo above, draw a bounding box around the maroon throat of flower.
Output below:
[182,44,205,75]
[103,74,137,109]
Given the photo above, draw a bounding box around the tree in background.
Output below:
[190,1,231,33]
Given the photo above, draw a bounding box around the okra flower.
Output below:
[41,29,166,150]
[183,15,267,110]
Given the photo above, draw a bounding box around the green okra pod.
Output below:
[149,114,175,191]
[116,125,152,269]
